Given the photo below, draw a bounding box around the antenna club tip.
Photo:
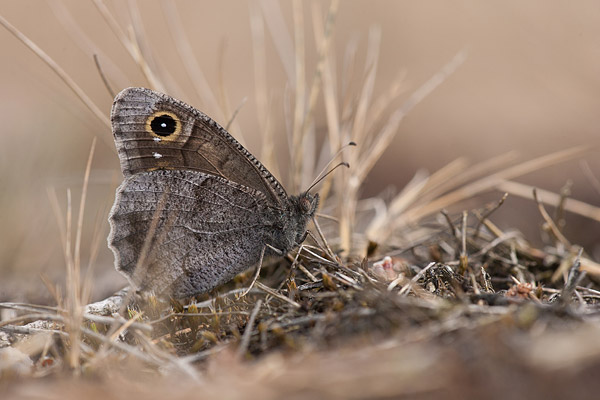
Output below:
[342,162,350,168]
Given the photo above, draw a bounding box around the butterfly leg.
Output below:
[241,242,288,296]
[297,230,309,245]
[265,243,285,256]
[241,245,266,296]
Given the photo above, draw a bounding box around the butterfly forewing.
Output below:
[111,87,287,207]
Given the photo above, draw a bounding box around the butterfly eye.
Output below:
[145,111,181,139]
[300,197,312,212]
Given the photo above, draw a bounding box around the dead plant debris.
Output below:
[2,199,600,391]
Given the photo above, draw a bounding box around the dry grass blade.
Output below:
[65,139,96,370]
[310,217,336,260]
[127,0,174,94]
[319,14,341,154]
[403,145,590,224]
[498,180,600,222]
[336,47,466,250]
[309,1,343,201]
[398,262,436,296]
[351,27,381,150]
[74,138,96,278]
[255,282,301,308]
[419,152,518,203]
[0,303,59,313]
[79,326,158,366]
[470,230,522,258]
[108,312,145,342]
[92,0,165,92]
[236,299,263,358]
[259,0,294,83]
[92,0,132,53]
[49,1,128,94]
[160,0,220,118]
[355,50,467,183]
[93,54,116,98]
[301,0,339,149]
[337,48,466,253]
[365,170,431,240]
[290,0,307,190]
[0,13,109,129]
[249,4,276,167]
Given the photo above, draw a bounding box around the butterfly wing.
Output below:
[108,169,273,298]
[111,87,287,208]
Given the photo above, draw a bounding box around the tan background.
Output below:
[1,1,600,302]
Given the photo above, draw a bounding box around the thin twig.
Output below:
[310,217,336,259]
[236,299,263,358]
[532,188,571,247]
[256,282,301,309]
[440,209,458,239]
[474,193,508,239]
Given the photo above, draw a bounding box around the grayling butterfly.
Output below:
[108,87,318,298]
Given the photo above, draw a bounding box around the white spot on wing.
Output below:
[153,152,163,159]
[154,137,162,142]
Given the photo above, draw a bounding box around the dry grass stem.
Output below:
[498,180,600,222]
[0,12,110,129]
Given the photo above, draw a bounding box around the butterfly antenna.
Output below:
[304,162,349,194]
[305,141,356,193]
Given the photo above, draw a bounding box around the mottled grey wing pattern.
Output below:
[111,87,287,207]
[108,169,273,298]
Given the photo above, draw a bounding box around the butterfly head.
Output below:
[285,192,318,246]
[298,191,319,217]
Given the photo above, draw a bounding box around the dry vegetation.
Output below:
[2,2,600,399]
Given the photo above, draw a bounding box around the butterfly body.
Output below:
[108,88,317,298]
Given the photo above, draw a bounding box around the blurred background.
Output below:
[1,0,600,302]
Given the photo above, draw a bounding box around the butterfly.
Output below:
[108,87,318,298]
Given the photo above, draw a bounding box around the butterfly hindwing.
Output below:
[108,169,272,297]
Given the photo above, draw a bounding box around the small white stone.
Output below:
[153,152,163,159]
